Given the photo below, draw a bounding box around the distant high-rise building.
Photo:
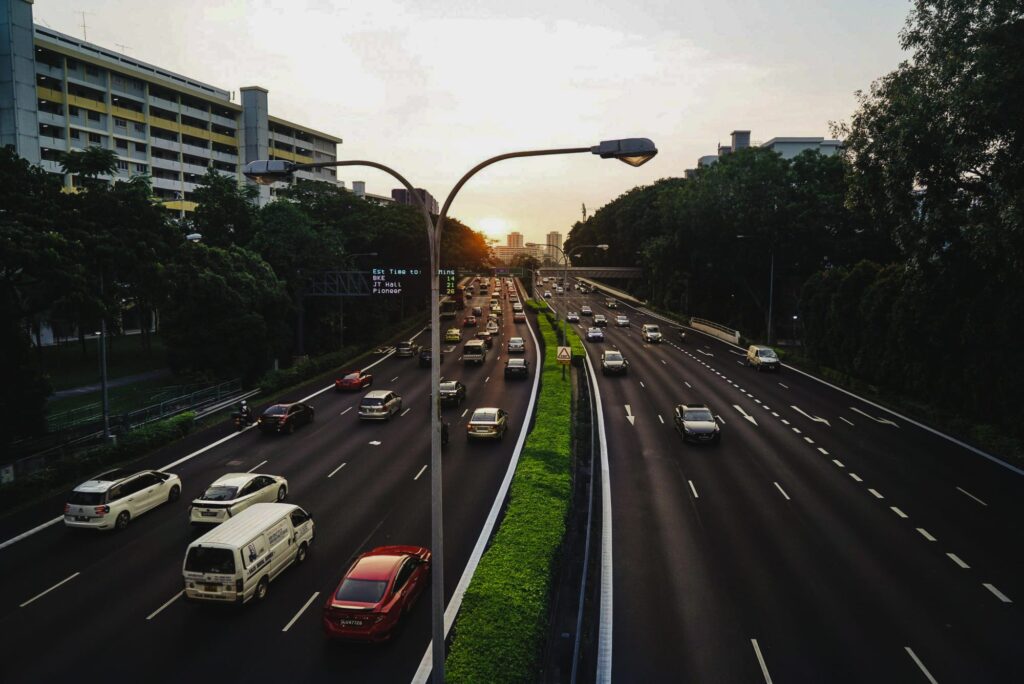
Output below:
[391,187,439,214]
[507,232,524,248]
[686,129,842,176]
[546,231,562,261]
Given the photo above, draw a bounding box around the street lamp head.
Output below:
[243,159,297,185]
[597,244,610,250]
[185,232,203,242]
[591,138,658,167]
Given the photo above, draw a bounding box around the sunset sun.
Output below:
[478,217,508,240]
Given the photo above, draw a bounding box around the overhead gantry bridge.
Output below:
[535,266,643,279]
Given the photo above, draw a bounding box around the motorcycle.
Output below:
[232,402,255,430]
[678,329,688,344]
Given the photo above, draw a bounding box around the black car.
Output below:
[438,380,467,406]
[258,403,315,435]
[504,358,529,379]
[593,314,608,327]
[419,348,444,368]
[673,403,721,444]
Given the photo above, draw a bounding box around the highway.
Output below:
[0,281,538,683]
[545,279,1024,683]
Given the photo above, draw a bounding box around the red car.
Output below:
[335,370,373,391]
[322,545,431,642]
[463,315,477,327]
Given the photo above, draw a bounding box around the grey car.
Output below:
[601,350,629,375]
[673,403,721,444]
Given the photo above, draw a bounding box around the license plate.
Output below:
[75,516,90,522]
[200,511,219,517]
[338,619,363,626]
[204,584,220,592]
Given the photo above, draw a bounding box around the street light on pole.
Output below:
[244,136,655,682]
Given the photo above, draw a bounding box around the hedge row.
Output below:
[445,313,574,682]
[525,299,585,359]
[0,411,197,510]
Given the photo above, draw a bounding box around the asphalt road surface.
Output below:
[0,279,538,683]
[545,278,1023,683]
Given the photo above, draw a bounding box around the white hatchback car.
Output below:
[64,468,182,531]
[190,473,289,526]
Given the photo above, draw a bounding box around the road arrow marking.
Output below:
[850,407,899,426]
[369,440,381,446]
[791,405,831,426]
[624,404,635,425]
[732,405,758,426]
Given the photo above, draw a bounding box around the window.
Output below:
[114,118,127,127]
[185,546,236,574]
[115,139,128,150]
[393,560,415,591]
[69,106,80,116]
[134,123,146,133]
[134,143,146,153]
[88,110,100,122]
[117,160,128,171]
[135,164,148,174]
[290,508,310,526]
[69,129,80,140]
[86,65,101,77]
[88,133,101,144]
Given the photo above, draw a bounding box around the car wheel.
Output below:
[255,577,269,601]
[276,485,287,502]
[168,485,180,503]
[115,511,131,530]
[296,542,308,564]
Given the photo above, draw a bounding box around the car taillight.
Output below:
[64,503,70,514]
[94,505,110,515]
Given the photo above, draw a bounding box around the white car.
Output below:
[615,315,630,327]
[64,468,182,531]
[586,327,605,342]
[580,305,593,316]
[486,320,500,334]
[507,337,526,353]
[190,473,288,526]
[512,302,523,312]
[555,286,564,294]
[543,291,552,299]
[567,311,580,323]
[641,324,663,343]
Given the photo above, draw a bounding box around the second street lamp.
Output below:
[243,135,655,683]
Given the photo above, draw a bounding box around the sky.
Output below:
[35,0,911,245]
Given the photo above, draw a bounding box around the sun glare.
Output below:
[479,217,507,239]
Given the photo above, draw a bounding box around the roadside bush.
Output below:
[446,314,573,682]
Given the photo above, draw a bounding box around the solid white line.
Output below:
[955,486,988,507]
[145,590,183,620]
[916,528,936,542]
[282,591,320,632]
[20,572,80,608]
[737,360,745,366]
[833,459,845,468]
[840,416,854,426]
[891,506,909,519]
[401,408,411,416]
[414,294,546,683]
[868,488,884,499]
[983,583,1012,603]
[327,462,347,478]
[246,459,268,473]
[817,447,829,455]
[904,647,938,684]
[657,414,664,424]
[751,639,774,684]
[773,482,791,501]
[688,480,699,499]
[340,407,352,415]
[778,383,789,389]
[946,553,970,569]
[849,472,863,482]
[414,465,428,481]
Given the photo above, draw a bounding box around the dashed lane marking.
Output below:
[401,408,411,416]
[868,488,884,499]
[904,647,938,684]
[956,486,988,507]
[246,459,268,473]
[20,572,81,608]
[773,482,791,501]
[983,583,1012,603]
[752,639,774,684]
[340,407,352,416]
[414,465,428,481]
[916,528,936,542]
[891,506,909,519]
[327,462,347,478]
[947,553,970,569]
[849,472,863,482]
[778,383,789,389]
[688,480,699,499]
[840,416,854,426]
[282,592,321,632]
[145,590,183,621]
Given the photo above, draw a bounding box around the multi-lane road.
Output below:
[0,282,538,682]
[545,279,1023,683]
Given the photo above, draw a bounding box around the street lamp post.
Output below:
[244,136,655,683]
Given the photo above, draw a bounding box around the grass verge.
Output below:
[445,311,574,682]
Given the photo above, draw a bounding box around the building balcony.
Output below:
[39,135,67,151]
[150,137,181,154]
[40,159,65,175]
[152,176,185,192]
[211,111,238,129]
[37,111,66,127]
[181,141,210,158]
[180,102,209,120]
[182,161,211,176]
[151,156,181,172]
[211,149,238,163]
[148,94,179,111]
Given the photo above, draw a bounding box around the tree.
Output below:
[189,168,260,248]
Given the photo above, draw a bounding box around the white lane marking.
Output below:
[891,506,909,519]
[657,414,664,424]
[773,482,791,501]
[839,416,854,426]
[849,473,863,482]
[282,591,321,632]
[684,381,692,389]
[868,488,884,499]
[778,383,789,389]
[955,486,988,507]
[850,406,899,427]
[817,447,829,455]
[780,419,790,425]
[327,462,347,478]
[146,590,183,620]
[790,405,831,426]
[640,381,646,388]
[947,553,970,569]
[791,427,802,434]
[661,359,667,365]
[415,296,547,683]
[715,415,726,425]
[340,407,352,415]
[983,583,1012,603]
[246,459,268,473]
[832,459,845,468]
[401,408,411,416]
[624,404,635,426]
[732,405,758,426]
[460,408,468,418]
[20,572,81,608]
[414,465,428,481]
[485,376,490,383]
[728,350,744,356]
[905,647,938,684]
[771,412,779,417]
[390,376,399,382]
[751,639,774,684]
[916,528,936,542]
[803,437,815,444]
[369,440,381,446]
[688,480,699,499]
[754,398,762,404]
[762,405,771,410]
[0,516,63,551]
[696,349,713,357]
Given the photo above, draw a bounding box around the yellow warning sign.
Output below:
[556,346,572,364]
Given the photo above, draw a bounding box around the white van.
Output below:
[463,339,487,365]
[183,503,314,604]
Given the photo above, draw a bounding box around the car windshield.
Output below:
[606,353,623,362]
[758,349,778,358]
[265,405,287,416]
[335,578,388,603]
[684,409,715,422]
[343,373,360,380]
[471,410,497,423]
[508,360,526,367]
[201,485,239,501]
[397,342,412,349]
[185,546,236,574]
[361,398,384,407]
[68,490,105,505]
[440,382,457,391]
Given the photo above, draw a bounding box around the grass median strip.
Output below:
[445,310,576,682]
